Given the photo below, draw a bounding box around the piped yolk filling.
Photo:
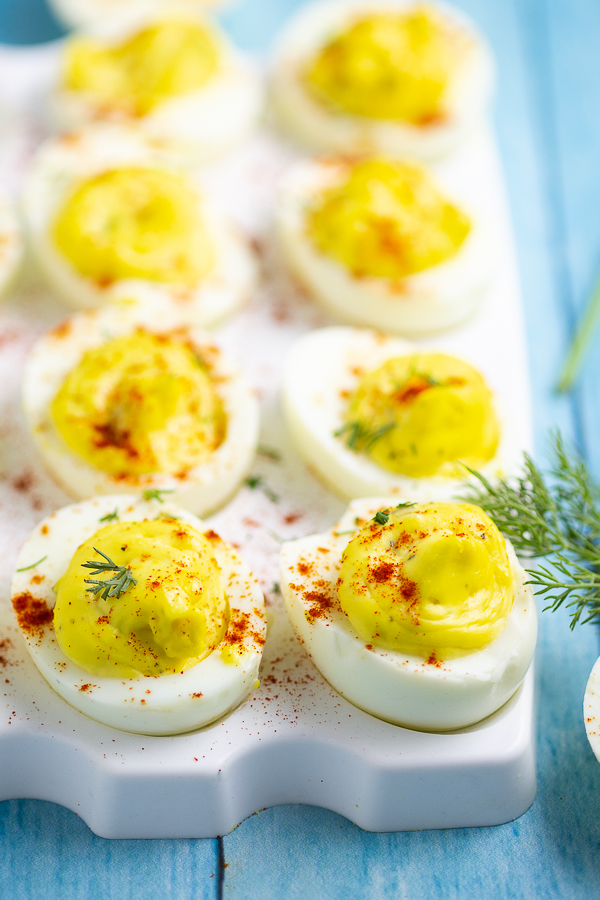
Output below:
[52,330,226,477]
[305,6,468,123]
[63,19,220,117]
[307,159,470,279]
[52,167,214,287]
[337,502,514,658]
[339,352,499,477]
[53,519,229,677]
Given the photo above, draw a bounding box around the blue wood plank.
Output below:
[0,0,64,44]
[540,0,600,472]
[0,800,219,899]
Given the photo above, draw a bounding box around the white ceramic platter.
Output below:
[0,46,535,837]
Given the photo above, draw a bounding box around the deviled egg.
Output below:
[22,126,255,322]
[11,495,266,734]
[23,300,259,514]
[283,326,519,501]
[277,155,490,335]
[51,10,261,160]
[270,0,493,159]
[280,497,536,731]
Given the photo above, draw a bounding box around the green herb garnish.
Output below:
[16,556,47,572]
[373,510,390,525]
[557,269,600,393]
[99,508,119,523]
[245,475,279,503]
[334,420,394,452]
[142,488,175,503]
[466,432,600,628]
[82,548,137,601]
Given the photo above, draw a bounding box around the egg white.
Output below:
[276,155,491,336]
[22,126,256,324]
[270,0,494,160]
[49,0,234,31]
[11,495,266,735]
[283,326,520,502]
[0,188,23,302]
[280,496,537,732]
[23,300,259,514]
[49,11,262,162]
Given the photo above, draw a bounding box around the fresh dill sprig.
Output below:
[335,420,394,452]
[99,508,119,523]
[465,432,600,628]
[82,548,137,601]
[371,502,415,526]
[16,556,47,572]
[142,488,175,503]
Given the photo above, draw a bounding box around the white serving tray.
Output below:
[0,46,535,837]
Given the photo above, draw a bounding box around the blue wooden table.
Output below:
[2,1,600,897]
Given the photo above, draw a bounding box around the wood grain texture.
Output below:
[1,0,600,897]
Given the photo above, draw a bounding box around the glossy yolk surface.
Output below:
[307,159,470,279]
[305,6,466,123]
[340,353,498,477]
[52,167,213,287]
[52,330,226,477]
[337,502,514,657]
[63,19,220,117]
[53,519,229,677]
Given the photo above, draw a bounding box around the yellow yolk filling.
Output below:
[337,502,514,658]
[305,6,467,123]
[52,331,226,477]
[307,159,470,279]
[52,167,213,287]
[53,519,229,677]
[341,353,499,478]
[63,19,220,117]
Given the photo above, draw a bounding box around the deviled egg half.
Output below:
[283,326,519,502]
[50,10,261,160]
[277,155,490,335]
[271,0,493,159]
[0,188,23,302]
[281,497,536,731]
[11,495,266,735]
[23,300,259,514]
[22,127,255,322]
[49,0,234,31]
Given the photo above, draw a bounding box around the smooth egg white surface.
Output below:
[280,496,537,732]
[276,155,492,336]
[23,301,259,514]
[50,12,261,162]
[0,189,23,302]
[11,495,266,735]
[48,0,234,31]
[22,126,256,324]
[282,326,521,502]
[270,0,494,160]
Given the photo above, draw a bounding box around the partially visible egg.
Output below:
[0,188,23,302]
[282,326,521,502]
[277,155,491,335]
[280,497,537,731]
[50,11,261,161]
[11,495,266,735]
[49,0,234,31]
[270,0,493,159]
[23,300,259,514]
[22,126,255,323]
